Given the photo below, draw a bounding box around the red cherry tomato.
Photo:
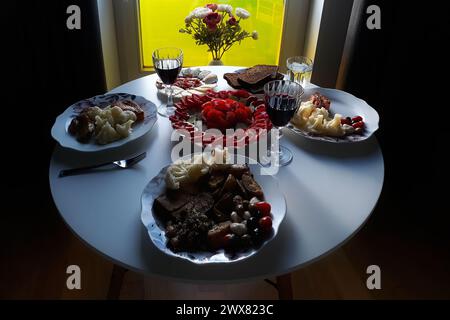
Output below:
[255,202,271,217]
[232,90,251,98]
[352,116,363,123]
[259,216,273,233]
[341,118,351,125]
[352,121,365,129]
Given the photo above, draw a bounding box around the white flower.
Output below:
[192,7,212,19]
[217,4,233,13]
[235,8,250,19]
[185,13,194,24]
[252,30,258,40]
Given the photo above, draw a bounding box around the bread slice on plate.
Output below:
[237,65,279,87]
[223,73,242,89]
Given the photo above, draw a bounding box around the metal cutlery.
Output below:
[59,152,147,177]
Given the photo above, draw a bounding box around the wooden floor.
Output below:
[2,188,449,300]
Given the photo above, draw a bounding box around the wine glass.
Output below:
[264,80,304,166]
[286,56,313,88]
[152,47,183,117]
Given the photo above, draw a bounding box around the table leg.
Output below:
[276,273,293,300]
[107,264,128,300]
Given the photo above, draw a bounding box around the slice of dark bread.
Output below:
[223,73,242,89]
[245,72,285,94]
[237,65,279,87]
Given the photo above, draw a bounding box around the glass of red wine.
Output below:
[264,80,304,166]
[152,47,183,117]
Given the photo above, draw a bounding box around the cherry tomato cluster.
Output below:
[341,115,365,133]
[169,90,273,147]
[223,200,274,250]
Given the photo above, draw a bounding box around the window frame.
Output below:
[111,0,312,83]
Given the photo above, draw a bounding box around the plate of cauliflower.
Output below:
[51,93,157,152]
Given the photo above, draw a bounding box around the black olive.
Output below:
[225,234,239,250]
[247,217,259,230]
[252,209,262,220]
[241,234,252,247]
[346,116,352,123]
[242,200,250,210]
[250,228,263,244]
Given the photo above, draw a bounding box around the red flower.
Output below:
[203,12,221,31]
[227,16,237,26]
[206,4,218,11]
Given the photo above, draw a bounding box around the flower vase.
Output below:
[208,58,224,66]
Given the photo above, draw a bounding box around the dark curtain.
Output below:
[342,1,449,243]
[4,0,106,197]
[2,0,106,282]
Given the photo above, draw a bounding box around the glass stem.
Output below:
[273,127,283,155]
[167,85,174,107]
[268,127,283,158]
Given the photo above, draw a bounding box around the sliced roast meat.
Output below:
[207,221,231,250]
[240,173,264,198]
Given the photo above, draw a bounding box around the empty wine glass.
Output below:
[264,80,304,166]
[152,47,183,117]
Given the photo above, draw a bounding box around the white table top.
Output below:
[49,66,384,282]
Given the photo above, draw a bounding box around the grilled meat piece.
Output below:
[310,92,331,110]
[207,221,231,250]
[68,114,94,143]
[213,192,234,222]
[228,164,250,178]
[208,174,226,190]
[153,190,192,220]
[116,100,145,121]
[240,173,264,198]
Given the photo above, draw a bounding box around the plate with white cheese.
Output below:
[288,87,379,143]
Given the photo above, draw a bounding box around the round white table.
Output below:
[49,66,384,283]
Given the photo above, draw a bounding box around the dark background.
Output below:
[1,0,449,298]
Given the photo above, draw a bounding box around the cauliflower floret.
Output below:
[165,148,229,190]
[95,121,120,144]
[94,115,107,134]
[165,162,191,190]
[85,106,103,120]
[115,119,134,138]
[110,106,137,124]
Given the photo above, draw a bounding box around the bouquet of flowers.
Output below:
[180,4,258,62]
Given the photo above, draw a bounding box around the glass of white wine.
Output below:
[287,56,313,87]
